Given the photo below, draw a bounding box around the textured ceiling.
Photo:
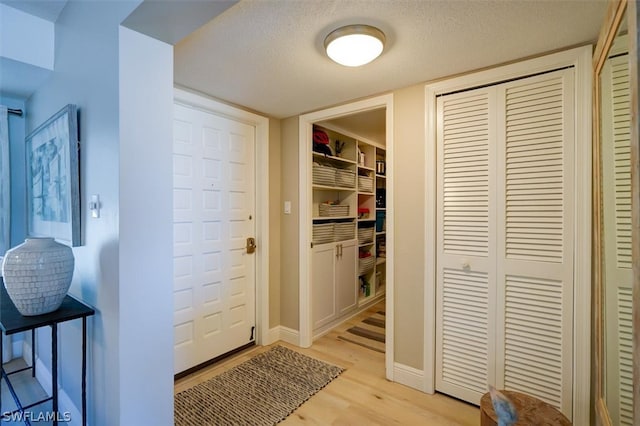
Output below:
[175,0,608,119]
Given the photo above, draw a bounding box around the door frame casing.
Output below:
[173,87,270,347]
[298,94,395,381]
[424,45,592,424]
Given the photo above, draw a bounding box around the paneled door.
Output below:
[173,102,256,374]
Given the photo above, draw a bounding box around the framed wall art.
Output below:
[25,104,80,246]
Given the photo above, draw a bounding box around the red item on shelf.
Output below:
[313,129,330,145]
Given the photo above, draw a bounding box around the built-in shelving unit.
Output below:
[310,123,387,332]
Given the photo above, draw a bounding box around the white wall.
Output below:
[118,26,174,424]
[25,2,141,424]
[0,4,53,70]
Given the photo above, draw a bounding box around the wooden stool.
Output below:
[480,390,571,425]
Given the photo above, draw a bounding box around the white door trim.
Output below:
[424,45,592,424]
[298,93,395,381]
[173,87,270,347]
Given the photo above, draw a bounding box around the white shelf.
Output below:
[376,257,386,266]
[313,152,356,165]
[313,216,355,221]
[313,184,356,191]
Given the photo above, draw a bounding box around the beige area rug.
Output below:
[174,345,344,426]
[337,311,386,353]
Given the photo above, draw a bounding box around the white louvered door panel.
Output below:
[601,54,634,426]
[436,88,498,403]
[495,69,575,418]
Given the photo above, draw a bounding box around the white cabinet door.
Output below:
[336,240,357,316]
[312,239,357,330]
[312,243,337,329]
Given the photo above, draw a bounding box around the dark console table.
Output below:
[0,279,94,426]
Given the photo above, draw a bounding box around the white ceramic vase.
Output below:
[1,237,74,316]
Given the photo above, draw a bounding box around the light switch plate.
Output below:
[90,194,100,218]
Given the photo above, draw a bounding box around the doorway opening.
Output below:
[298,94,394,379]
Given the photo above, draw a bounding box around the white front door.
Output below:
[173,102,256,374]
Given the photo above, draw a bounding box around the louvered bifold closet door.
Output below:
[495,68,575,418]
[602,54,633,426]
[435,88,498,403]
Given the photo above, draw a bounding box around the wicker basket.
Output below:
[358,226,375,243]
[334,222,355,241]
[319,203,350,217]
[335,168,356,188]
[312,223,334,244]
[313,163,335,186]
[359,256,376,275]
[358,175,374,193]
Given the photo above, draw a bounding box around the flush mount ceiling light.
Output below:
[324,24,385,67]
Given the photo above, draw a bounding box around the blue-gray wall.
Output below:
[25,2,144,424]
[0,95,26,248]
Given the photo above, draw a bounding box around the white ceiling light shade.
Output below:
[324,24,386,67]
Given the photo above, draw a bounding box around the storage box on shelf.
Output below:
[358,225,375,244]
[359,255,376,275]
[312,223,334,245]
[312,163,336,186]
[358,243,375,274]
[358,174,374,193]
[335,168,356,188]
[319,203,349,217]
[334,222,356,242]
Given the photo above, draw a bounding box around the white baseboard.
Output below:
[393,362,428,393]
[12,337,23,359]
[267,326,281,345]
[266,325,300,346]
[22,339,32,365]
[34,357,82,426]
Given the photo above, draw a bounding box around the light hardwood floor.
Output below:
[175,301,480,425]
